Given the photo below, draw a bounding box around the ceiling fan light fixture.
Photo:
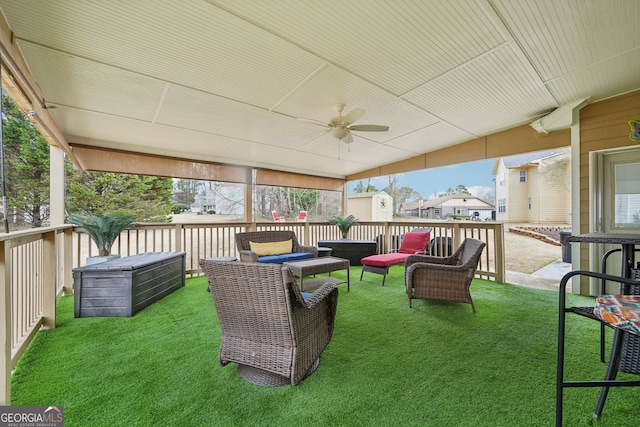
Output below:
[331,127,350,141]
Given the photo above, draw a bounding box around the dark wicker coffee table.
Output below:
[284,256,351,292]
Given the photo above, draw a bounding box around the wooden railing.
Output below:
[73,220,505,281]
[2,220,504,404]
[1,225,73,405]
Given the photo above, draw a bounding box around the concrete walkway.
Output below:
[506,259,572,291]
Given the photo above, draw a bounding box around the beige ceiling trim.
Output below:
[71,144,250,184]
[485,124,570,158]
[256,169,343,192]
[0,11,80,167]
[347,123,571,181]
[379,155,428,177]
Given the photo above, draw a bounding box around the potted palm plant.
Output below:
[69,213,135,264]
[328,214,359,239]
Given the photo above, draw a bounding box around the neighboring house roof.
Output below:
[400,193,494,210]
[425,193,493,209]
[501,150,564,168]
[492,149,568,174]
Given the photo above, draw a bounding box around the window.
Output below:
[498,172,505,186]
[498,199,506,213]
[519,170,526,182]
[613,162,640,228]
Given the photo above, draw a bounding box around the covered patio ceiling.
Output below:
[0,1,638,180]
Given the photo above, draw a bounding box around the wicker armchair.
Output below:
[234,230,318,262]
[202,260,339,386]
[405,238,486,312]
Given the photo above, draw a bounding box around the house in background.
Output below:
[493,149,571,223]
[191,182,244,215]
[348,191,393,221]
[400,193,494,220]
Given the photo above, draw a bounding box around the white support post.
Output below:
[570,103,588,294]
[49,145,65,226]
[1,241,11,405]
[42,231,56,329]
[62,228,73,295]
[174,224,182,252]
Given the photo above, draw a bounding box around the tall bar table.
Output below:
[556,233,640,426]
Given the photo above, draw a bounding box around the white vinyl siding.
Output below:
[495,152,571,223]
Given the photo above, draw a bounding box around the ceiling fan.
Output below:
[306,103,389,144]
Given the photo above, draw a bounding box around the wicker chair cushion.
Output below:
[258,252,314,264]
[398,232,430,254]
[361,253,409,267]
[249,239,292,256]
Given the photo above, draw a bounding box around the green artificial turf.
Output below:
[10,267,640,426]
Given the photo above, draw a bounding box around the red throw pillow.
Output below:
[398,232,430,254]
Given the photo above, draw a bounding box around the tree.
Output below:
[382,175,421,215]
[285,188,320,214]
[455,184,471,195]
[353,179,378,193]
[436,185,471,198]
[173,179,199,209]
[1,93,51,228]
[66,170,173,222]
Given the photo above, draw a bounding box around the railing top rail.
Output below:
[0,224,72,243]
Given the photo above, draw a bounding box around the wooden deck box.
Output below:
[73,252,186,317]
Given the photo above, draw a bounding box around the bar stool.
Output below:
[556,268,640,426]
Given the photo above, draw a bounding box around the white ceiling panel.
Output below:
[0,0,637,180]
[19,42,165,121]
[274,64,440,143]
[214,138,346,176]
[545,52,640,105]
[157,85,321,149]
[298,134,410,165]
[385,123,477,154]
[493,0,638,81]
[54,108,236,159]
[209,0,506,96]
[5,0,327,109]
[403,45,558,136]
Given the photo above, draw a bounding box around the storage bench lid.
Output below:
[73,252,186,271]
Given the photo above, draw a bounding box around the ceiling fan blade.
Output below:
[348,124,389,132]
[343,108,365,125]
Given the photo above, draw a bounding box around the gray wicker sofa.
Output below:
[235,230,318,264]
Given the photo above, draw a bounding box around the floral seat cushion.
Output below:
[594,294,640,336]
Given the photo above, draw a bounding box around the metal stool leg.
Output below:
[594,329,623,418]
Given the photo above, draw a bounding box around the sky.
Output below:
[347,158,496,201]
